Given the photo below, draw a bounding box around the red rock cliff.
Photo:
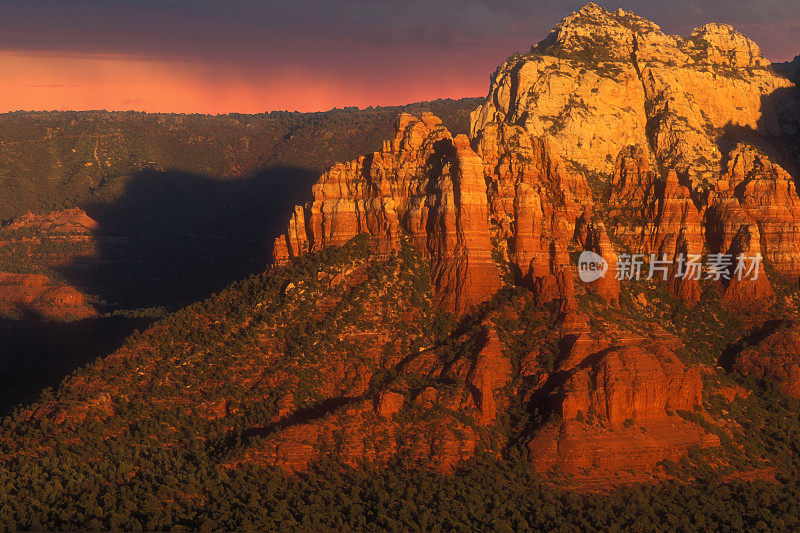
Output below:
[274,113,501,314]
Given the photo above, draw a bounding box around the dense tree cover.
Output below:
[0,235,798,530]
[2,450,800,530]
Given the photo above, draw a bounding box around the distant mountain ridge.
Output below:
[0,99,481,222]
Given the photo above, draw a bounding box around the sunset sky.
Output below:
[2,0,799,114]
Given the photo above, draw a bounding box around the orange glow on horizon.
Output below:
[0,51,486,114]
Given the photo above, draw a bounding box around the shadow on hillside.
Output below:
[0,314,153,413]
[718,319,788,370]
[63,166,317,310]
[0,165,317,415]
[716,85,800,185]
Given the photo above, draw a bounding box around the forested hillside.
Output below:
[0,98,481,413]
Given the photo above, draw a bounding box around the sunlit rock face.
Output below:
[277,3,800,312]
[471,3,798,189]
[273,113,501,315]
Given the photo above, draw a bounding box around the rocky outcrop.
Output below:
[274,113,501,315]
[375,391,405,418]
[718,144,800,283]
[733,321,800,398]
[667,232,702,303]
[471,8,650,176]
[273,206,310,262]
[527,321,713,477]
[276,4,800,312]
[0,272,96,320]
[721,224,774,305]
[605,140,800,303]
[474,122,590,286]
[467,325,512,425]
[608,145,659,214]
[471,3,797,188]
[580,216,620,303]
[608,146,704,301]
[528,419,718,480]
[273,112,449,258]
[558,341,702,425]
[4,208,98,235]
[466,3,799,308]
[427,134,503,314]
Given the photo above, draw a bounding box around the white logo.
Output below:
[578,251,608,283]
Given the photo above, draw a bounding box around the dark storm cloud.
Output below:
[1,0,798,62]
[2,0,798,113]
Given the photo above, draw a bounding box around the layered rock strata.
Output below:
[264,3,800,481]
[274,113,501,314]
[525,314,713,477]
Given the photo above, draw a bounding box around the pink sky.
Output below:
[1,1,797,114]
[0,51,490,114]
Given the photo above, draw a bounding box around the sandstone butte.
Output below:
[264,3,800,482]
[276,3,800,309]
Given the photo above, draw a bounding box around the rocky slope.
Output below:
[471,4,798,184]
[731,320,800,398]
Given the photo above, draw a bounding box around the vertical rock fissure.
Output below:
[629,34,662,178]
